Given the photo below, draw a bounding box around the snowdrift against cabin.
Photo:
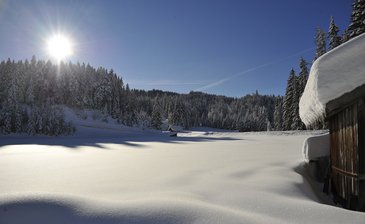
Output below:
[299,33,365,126]
[302,133,330,162]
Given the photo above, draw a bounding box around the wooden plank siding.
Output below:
[358,99,365,208]
[329,102,359,200]
[328,98,365,210]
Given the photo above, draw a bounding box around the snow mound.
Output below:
[299,33,365,126]
[302,133,330,162]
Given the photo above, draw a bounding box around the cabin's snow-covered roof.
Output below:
[299,33,365,126]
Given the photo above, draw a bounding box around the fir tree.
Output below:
[290,81,301,130]
[342,28,351,43]
[1,78,23,134]
[328,16,341,50]
[348,0,365,38]
[282,69,296,130]
[151,101,162,129]
[297,58,309,97]
[314,28,327,60]
[26,76,35,104]
[273,97,283,131]
[27,106,37,135]
[296,58,309,130]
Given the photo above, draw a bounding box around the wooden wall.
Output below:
[328,100,363,208]
[358,99,365,209]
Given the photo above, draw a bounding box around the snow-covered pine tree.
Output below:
[328,16,341,50]
[256,106,268,131]
[43,99,54,135]
[238,110,251,132]
[342,28,351,43]
[0,105,6,134]
[136,110,150,128]
[2,77,23,134]
[273,97,283,131]
[297,58,309,97]
[94,67,112,111]
[296,58,309,130]
[26,76,35,105]
[110,70,124,118]
[0,59,13,105]
[314,28,327,60]
[348,0,365,38]
[291,76,301,130]
[27,106,37,135]
[151,100,162,130]
[2,103,12,134]
[282,69,296,130]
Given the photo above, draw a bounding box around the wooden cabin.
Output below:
[326,83,365,210]
[299,33,365,211]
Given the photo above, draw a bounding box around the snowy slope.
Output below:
[299,33,365,126]
[1,131,365,223]
[63,107,160,137]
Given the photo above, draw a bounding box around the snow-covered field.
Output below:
[1,127,365,223]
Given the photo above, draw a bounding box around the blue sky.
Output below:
[0,0,352,97]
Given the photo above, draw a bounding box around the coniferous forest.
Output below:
[0,0,364,135]
[0,56,278,135]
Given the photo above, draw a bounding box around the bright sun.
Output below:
[47,34,73,62]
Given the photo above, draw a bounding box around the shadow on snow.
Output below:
[0,130,241,149]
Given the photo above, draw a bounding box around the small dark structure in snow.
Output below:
[164,126,178,137]
[299,34,365,211]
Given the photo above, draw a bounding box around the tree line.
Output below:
[0,57,280,135]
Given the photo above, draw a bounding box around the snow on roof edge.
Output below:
[299,33,365,126]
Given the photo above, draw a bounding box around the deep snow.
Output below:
[299,33,365,126]
[302,133,330,162]
[1,126,365,223]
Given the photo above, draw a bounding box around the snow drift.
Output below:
[299,33,365,126]
[1,130,365,223]
[302,133,330,162]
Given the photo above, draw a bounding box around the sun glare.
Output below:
[47,34,73,62]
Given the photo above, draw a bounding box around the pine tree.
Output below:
[27,106,37,135]
[342,28,351,43]
[348,0,365,38]
[290,80,301,130]
[2,78,23,134]
[282,69,296,130]
[151,101,162,129]
[297,58,309,97]
[328,16,341,50]
[26,76,35,104]
[296,58,309,130]
[0,97,12,134]
[314,28,327,60]
[0,59,13,105]
[273,98,283,131]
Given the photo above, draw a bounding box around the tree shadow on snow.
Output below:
[0,131,241,149]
